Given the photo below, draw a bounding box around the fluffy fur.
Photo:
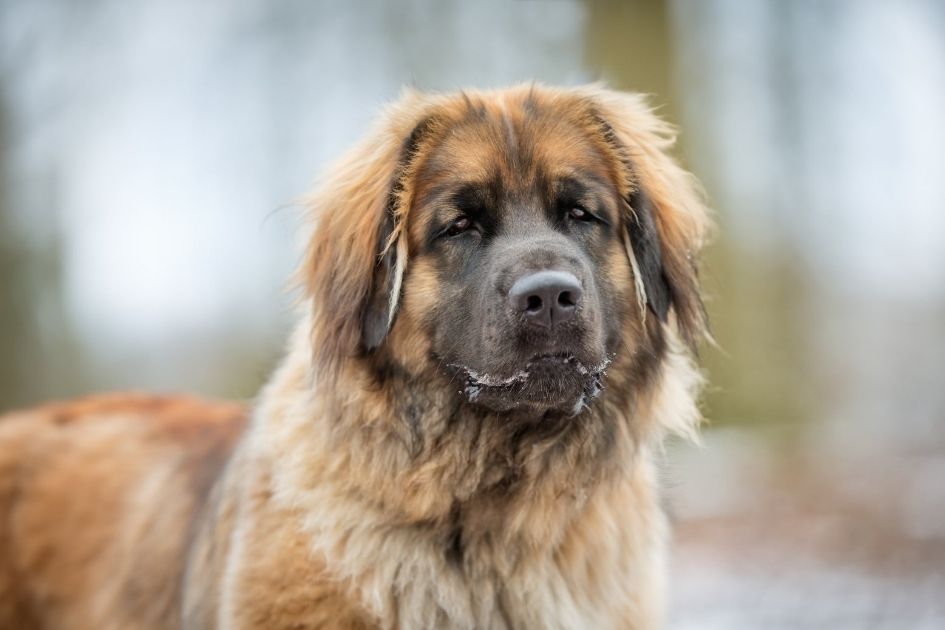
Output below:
[0,84,710,629]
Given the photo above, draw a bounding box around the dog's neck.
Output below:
[257,322,645,538]
[245,319,698,627]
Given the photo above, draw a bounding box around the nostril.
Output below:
[526,295,543,312]
[558,291,575,308]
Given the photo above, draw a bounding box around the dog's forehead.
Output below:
[408,95,615,231]
[423,98,605,183]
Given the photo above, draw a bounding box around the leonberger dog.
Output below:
[0,84,709,629]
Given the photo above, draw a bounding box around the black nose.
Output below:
[509,270,583,328]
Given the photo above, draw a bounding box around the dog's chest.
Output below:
[337,524,636,630]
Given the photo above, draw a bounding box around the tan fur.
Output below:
[0,395,246,629]
[0,84,710,629]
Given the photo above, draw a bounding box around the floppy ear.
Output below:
[360,206,400,352]
[625,185,672,322]
[584,87,711,350]
[300,93,434,371]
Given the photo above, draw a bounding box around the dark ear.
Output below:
[626,186,672,322]
[300,92,434,372]
[361,207,399,351]
[360,115,438,352]
[581,87,710,350]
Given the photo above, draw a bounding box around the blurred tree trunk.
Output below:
[583,0,680,124]
[0,95,38,410]
[0,92,81,411]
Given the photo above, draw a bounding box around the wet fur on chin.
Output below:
[0,83,710,630]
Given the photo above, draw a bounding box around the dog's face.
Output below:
[305,85,707,420]
[405,112,630,414]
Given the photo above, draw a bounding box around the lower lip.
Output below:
[529,353,575,363]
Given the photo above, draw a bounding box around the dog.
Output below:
[0,84,709,629]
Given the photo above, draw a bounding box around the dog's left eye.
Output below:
[568,206,592,221]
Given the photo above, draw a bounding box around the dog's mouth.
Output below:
[451,353,612,415]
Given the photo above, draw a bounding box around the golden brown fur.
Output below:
[0,84,709,629]
[0,395,246,628]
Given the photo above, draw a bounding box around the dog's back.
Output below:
[0,394,246,629]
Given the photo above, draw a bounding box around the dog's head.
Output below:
[302,85,708,420]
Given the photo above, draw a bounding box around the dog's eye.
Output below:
[568,206,592,221]
[445,216,474,237]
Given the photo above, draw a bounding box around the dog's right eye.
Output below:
[444,216,475,237]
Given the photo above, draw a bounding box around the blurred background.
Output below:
[1,0,943,627]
